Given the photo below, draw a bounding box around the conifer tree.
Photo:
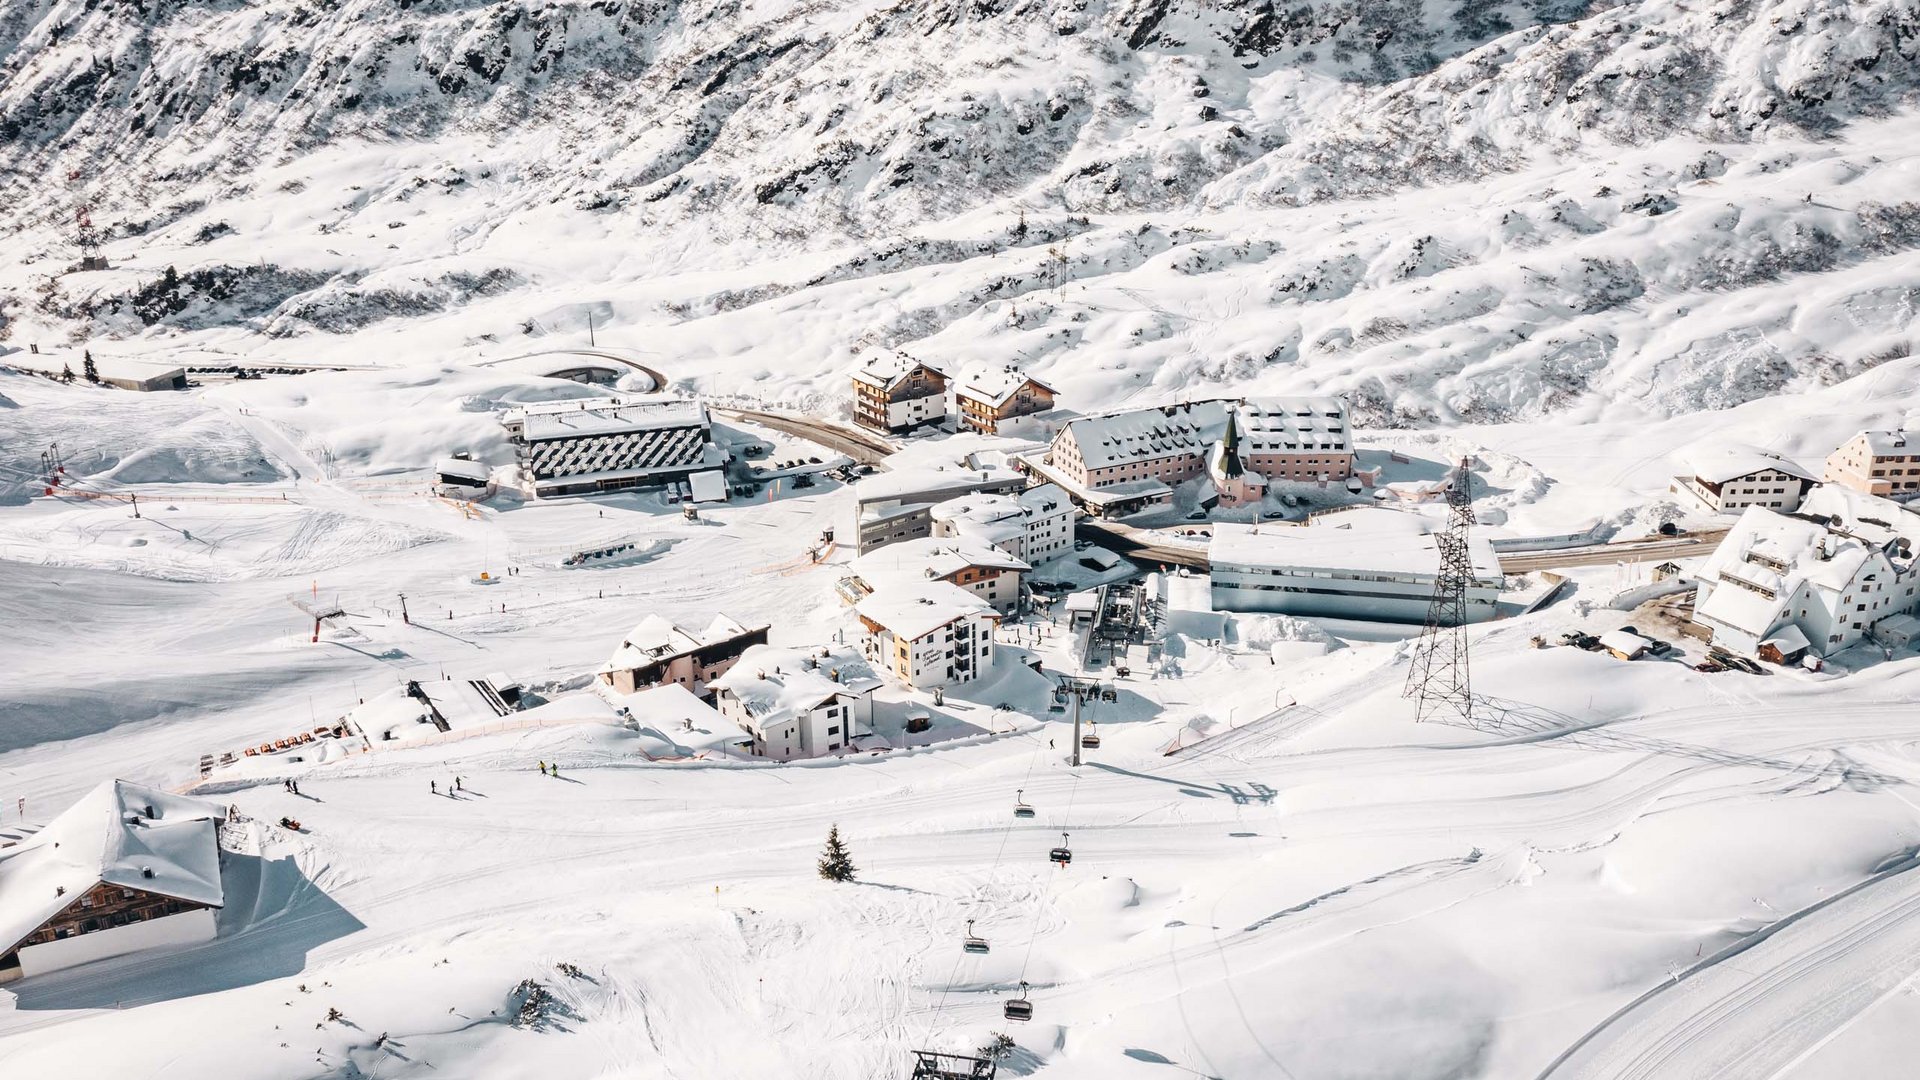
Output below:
[817,824,856,882]
[82,350,98,383]
[60,362,74,383]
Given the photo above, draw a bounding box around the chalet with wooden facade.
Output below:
[951,366,1056,435]
[596,614,771,696]
[851,353,949,434]
[0,781,227,985]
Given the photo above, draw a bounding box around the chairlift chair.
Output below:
[1004,981,1034,1022]
[1080,723,1100,750]
[1049,832,1073,866]
[1013,789,1036,818]
[963,919,990,954]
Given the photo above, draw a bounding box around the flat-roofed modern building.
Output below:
[1208,509,1503,624]
[501,396,723,497]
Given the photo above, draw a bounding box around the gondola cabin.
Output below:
[1004,982,1034,1022]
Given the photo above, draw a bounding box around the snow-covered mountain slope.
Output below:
[1,0,1918,424]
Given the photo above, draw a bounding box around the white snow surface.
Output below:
[6,0,1920,1075]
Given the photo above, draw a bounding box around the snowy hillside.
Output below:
[2,0,1919,424]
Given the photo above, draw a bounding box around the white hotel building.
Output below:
[1208,509,1503,624]
[929,483,1075,564]
[1691,485,1920,659]
[501,396,724,497]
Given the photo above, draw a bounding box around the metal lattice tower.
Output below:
[1403,458,1478,725]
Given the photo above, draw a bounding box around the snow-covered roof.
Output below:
[1678,441,1814,484]
[0,781,226,958]
[611,683,749,753]
[853,463,1025,505]
[1057,401,1231,470]
[856,580,998,640]
[1236,397,1351,453]
[1696,579,1788,637]
[712,644,881,727]
[1761,624,1811,653]
[602,613,764,673]
[435,457,491,482]
[928,483,1071,543]
[1209,511,1502,582]
[0,350,185,383]
[505,396,708,441]
[1858,430,1920,457]
[851,352,944,392]
[953,366,1054,408]
[849,536,1031,592]
[689,470,728,503]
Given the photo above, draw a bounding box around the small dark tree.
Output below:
[82,350,98,383]
[978,1033,1015,1062]
[60,362,74,383]
[817,824,856,882]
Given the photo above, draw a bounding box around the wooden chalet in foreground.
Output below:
[0,780,227,984]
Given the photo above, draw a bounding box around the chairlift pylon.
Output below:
[963,918,990,954]
[1013,788,1035,818]
[1049,832,1072,866]
[1003,981,1034,1022]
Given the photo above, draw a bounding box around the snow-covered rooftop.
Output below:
[1057,400,1231,471]
[505,396,708,441]
[849,536,1030,592]
[1236,397,1351,453]
[952,365,1052,408]
[853,462,1025,505]
[1209,510,1502,581]
[0,349,185,383]
[601,613,762,673]
[928,483,1071,541]
[1678,441,1815,484]
[712,644,881,727]
[610,683,749,754]
[856,580,998,640]
[0,780,226,959]
[851,352,943,392]
[1860,430,1920,457]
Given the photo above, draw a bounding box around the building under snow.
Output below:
[928,483,1075,563]
[1038,397,1354,516]
[841,536,1031,615]
[856,581,1000,691]
[1,781,226,985]
[501,396,723,497]
[1824,429,1920,499]
[851,353,948,434]
[596,614,770,696]
[951,366,1056,435]
[0,347,188,392]
[711,644,883,760]
[845,464,1028,555]
[1670,443,1816,515]
[1209,508,1503,624]
[1691,485,1920,659]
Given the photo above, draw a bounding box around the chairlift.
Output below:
[1013,789,1036,818]
[963,919,990,954]
[1049,832,1073,866]
[1004,981,1034,1022]
[1080,722,1100,750]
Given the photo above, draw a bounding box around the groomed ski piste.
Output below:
[5,345,1920,1079]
